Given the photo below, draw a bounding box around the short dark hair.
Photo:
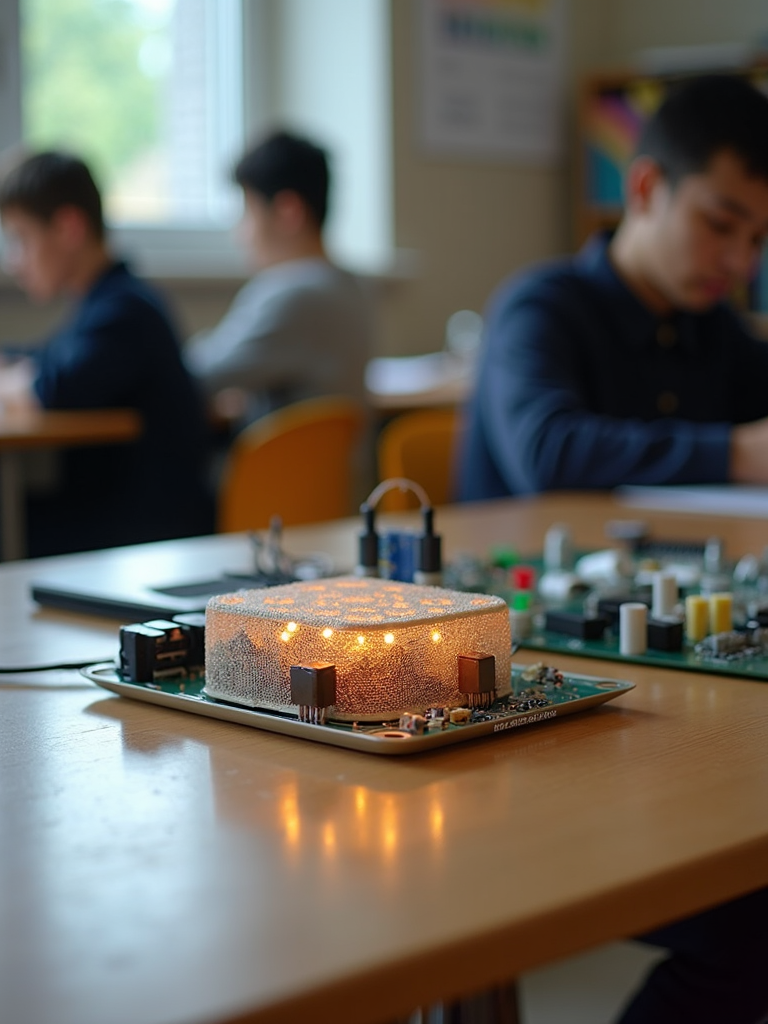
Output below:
[234,130,330,227]
[0,150,104,238]
[636,74,768,186]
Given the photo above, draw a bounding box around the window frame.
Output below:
[0,0,271,280]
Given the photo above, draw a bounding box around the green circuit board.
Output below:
[84,662,634,755]
[446,544,768,682]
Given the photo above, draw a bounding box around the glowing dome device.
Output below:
[204,576,511,722]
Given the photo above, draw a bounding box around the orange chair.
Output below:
[376,408,462,510]
[217,396,367,532]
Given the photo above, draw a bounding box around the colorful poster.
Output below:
[418,0,567,162]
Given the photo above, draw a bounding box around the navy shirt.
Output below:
[28,261,213,554]
[458,234,768,500]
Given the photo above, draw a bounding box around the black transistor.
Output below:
[647,617,684,652]
[458,652,496,708]
[544,610,608,640]
[290,663,337,724]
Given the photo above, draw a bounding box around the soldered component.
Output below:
[120,619,194,682]
[457,652,496,708]
[449,707,471,725]
[399,711,427,734]
[289,663,337,724]
[519,662,564,688]
[425,707,448,730]
[695,627,768,661]
[696,631,747,657]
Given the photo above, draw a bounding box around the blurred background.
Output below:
[1,0,767,356]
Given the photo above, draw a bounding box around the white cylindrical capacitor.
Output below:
[510,609,533,640]
[652,572,677,619]
[620,602,648,655]
[543,523,574,572]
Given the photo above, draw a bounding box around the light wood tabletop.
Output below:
[2,493,767,1024]
[0,406,142,561]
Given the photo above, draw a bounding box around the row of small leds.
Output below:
[277,622,444,645]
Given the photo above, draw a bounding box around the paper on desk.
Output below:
[617,484,768,517]
[365,352,475,396]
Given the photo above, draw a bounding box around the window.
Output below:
[23,0,244,227]
[0,0,394,277]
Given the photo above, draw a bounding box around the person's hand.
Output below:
[730,418,768,483]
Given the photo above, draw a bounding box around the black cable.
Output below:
[0,659,112,674]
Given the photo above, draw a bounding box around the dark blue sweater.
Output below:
[458,234,768,500]
[28,261,213,554]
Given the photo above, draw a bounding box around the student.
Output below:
[0,150,213,556]
[184,130,374,428]
[459,74,768,500]
[459,75,768,1024]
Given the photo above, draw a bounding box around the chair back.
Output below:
[217,396,367,532]
[377,408,461,510]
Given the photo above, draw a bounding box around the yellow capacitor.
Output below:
[708,592,733,634]
[685,595,709,642]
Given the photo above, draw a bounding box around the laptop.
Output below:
[30,530,337,622]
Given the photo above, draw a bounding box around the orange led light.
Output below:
[280,631,291,642]
[384,633,395,644]
[287,621,298,633]
[431,631,442,643]
[322,628,333,639]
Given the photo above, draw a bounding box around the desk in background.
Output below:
[2,493,768,1024]
[365,351,475,414]
[0,406,142,561]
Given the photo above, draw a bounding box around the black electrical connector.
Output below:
[357,502,380,577]
[415,506,442,585]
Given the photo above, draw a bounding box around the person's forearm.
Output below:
[730,421,768,483]
[490,406,731,493]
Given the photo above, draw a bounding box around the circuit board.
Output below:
[447,541,768,682]
[83,662,634,756]
[519,622,768,680]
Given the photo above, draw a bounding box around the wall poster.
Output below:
[419,0,567,163]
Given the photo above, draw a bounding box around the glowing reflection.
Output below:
[280,786,300,848]
[322,821,337,855]
[354,787,367,816]
[430,800,444,844]
[381,796,398,858]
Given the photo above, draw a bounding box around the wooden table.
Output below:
[0,406,142,561]
[2,493,768,1024]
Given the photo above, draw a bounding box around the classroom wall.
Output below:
[381,0,610,355]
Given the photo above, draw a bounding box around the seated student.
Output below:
[459,76,768,1024]
[459,74,768,500]
[0,150,213,556]
[184,130,374,428]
